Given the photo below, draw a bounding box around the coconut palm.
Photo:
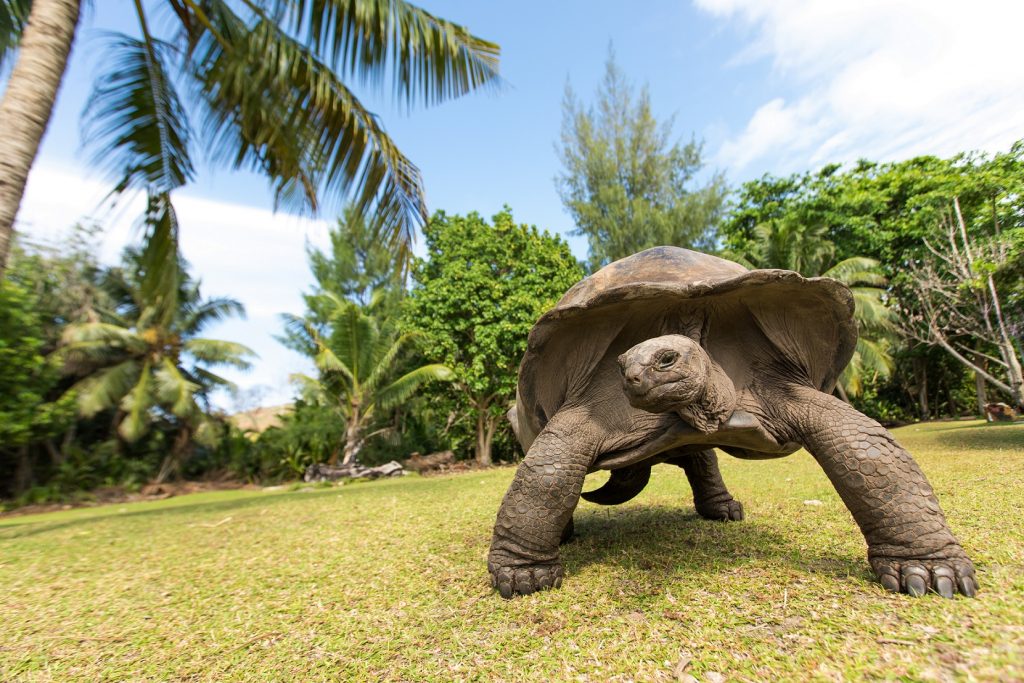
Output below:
[726,216,895,398]
[0,0,501,277]
[57,251,255,482]
[285,293,452,465]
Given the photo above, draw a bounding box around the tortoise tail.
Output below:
[581,464,652,505]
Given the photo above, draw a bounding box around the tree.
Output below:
[285,294,453,465]
[556,50,726,271]
[725,214,895,399]
[404,208,584,465]
[0,0,501,277]
[899,198,1024,408]
[0,279,76,496]
[720,144,1024,419]
[56,250,255,482]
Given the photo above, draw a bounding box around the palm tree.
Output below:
[726,216,895,398]
[0,0,501,277]
[57,251,256,482]
[285,293,452,465]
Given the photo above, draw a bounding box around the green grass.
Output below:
[1,420,1022,681]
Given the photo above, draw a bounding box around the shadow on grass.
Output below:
[925,421,1024,450]
[0,488,346,540]
[562,504,863,584]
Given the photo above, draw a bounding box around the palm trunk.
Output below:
[156,426,191,484]
[0,0,81,277]
[341,406,362,465]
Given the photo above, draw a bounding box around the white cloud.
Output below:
[16,163,335,409]
[696,0,1024,172]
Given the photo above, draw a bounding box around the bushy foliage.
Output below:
[404,207,584,464]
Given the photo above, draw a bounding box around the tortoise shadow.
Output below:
[560,503,866,584]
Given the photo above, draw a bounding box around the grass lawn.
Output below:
[1,420,1022,681]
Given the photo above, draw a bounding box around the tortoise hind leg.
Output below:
[667,449,744,521]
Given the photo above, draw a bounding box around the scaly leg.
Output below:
[488,408,596,597]
[787,387,977,598]
[668,449,745,521]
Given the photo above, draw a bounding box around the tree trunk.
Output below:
[14,445,33,495]
[475,406,495,467]
[155,427,191,484]
[0,0,81,277]
[913,357,929,420]
[341,405,363,465]
[973,353,988,417]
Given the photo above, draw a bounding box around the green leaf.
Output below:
[184,338,256,369]
[118,360,155,442]
[71,359,143,418]
[277,0,501,107]
[192,2,427,262]
[82,34,195,195]
[375,363,453,411]
[0,0,30,70]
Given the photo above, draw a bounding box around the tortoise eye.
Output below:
[656,351,679,370]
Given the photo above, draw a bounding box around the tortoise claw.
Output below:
[489,563,564,598]
[870,551,978,599]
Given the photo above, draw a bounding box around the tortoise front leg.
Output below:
[488,408,596,597]
[785,387,977,598]
[668,449,745,521]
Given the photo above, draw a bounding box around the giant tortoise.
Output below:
[489,247,977,599]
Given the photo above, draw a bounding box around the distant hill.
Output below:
[229,404,292,434]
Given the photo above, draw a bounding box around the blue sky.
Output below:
[9,0,1024,409]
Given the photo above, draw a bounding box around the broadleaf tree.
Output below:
[557,49,726,271]
[405,208,584,465]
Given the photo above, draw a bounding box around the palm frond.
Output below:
[118,361,154,442]
[70,359,143,418]
[82,34,195,195]
[60,322,147,351]
[363,330,417,392]
[823,256,887,287]
[326,300,378,380]
[374,363,453,411]
[277,0,501,107]
[0,0,30,69]
[855,336,894,379]
[180,295,246,333]
[184,338,256,368]
[849,287,895,332]
[189,366,236,391]
[289,372,337,407]
[154,357,201,418]
[137,193,183,327]
[192,2,425,261]
[313,341,356,388]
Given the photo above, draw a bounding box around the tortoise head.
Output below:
[618,334,736,434]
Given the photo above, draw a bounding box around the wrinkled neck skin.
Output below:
[676,361,736,433]
[619,334,737,435]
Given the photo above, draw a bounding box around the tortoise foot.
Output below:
[488,560,564,598]
[696,498,744,522]
[870,548,977,598]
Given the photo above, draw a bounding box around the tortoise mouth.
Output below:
[624,378,699,413]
